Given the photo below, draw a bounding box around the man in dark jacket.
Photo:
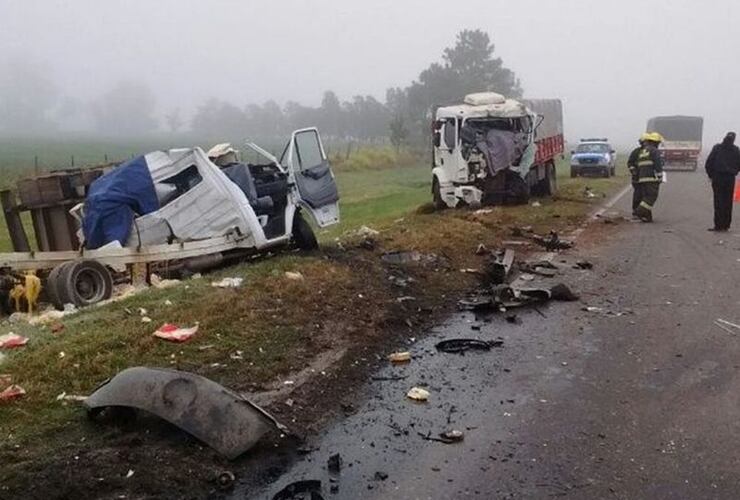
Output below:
[705,132,740,231]
[628,132,664,222]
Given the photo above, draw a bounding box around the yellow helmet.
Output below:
[640,132,652,143]
[645,132,664,144]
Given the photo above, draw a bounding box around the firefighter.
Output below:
[627,134,650,217]
[705,132,740,231]
[629,132,664,222]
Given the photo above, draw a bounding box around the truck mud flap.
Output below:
[85,366,288,459]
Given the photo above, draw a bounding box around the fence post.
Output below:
[34,155,39,175]
[71,155,75,167]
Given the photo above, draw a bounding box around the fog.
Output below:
[1,0,738,148]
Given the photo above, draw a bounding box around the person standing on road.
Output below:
[628,132,664,222]
[705,132,740,232]
[627,135,648,217]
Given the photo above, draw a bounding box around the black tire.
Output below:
[570,167,578,178]
[505,171,530,205]
[292,213,318,251]
[432,177,446,210]
[543,162,557,196]
[56,260,113,308]
[46,261,74,310]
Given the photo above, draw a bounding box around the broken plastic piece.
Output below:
[440,429,465,443]
[388,352,411,363]
[284,271,304,281]
[85,367,287,459]
[406,387,430,402]
[153,323,198,343]
[436,338,503,353]
[0,333,28,349]
[0,384,26,402]
[211,277,244,288]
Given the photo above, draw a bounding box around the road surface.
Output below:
[250,171,740,499]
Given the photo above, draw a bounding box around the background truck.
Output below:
[646,115,703,171]
[432,92,564,208]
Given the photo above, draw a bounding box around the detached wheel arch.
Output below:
[54,260,113,309]
[292,212,318,251]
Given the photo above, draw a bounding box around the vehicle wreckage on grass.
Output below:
[0,128,339,311]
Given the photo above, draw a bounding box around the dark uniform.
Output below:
[705,132,740,231]
[627,144,663,222]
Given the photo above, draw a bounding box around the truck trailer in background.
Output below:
[646,115,703,171]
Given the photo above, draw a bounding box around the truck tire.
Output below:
[56,260,113,308]
[432,177,446,210]
[46,261,73,310]
[543,162,557,196]
[292,213,318,251]
[505,171,530,205]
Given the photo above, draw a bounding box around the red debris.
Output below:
[153,323,199,343]
[0,333,29,349]
[0,384,26,402]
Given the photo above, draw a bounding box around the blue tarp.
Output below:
[82,156,159,249]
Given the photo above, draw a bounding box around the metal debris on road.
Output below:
[550,283,580,302]
[714,318,740,335]
[435,338,503,354]
[327,453,342,474]
[272,480,324,500]
[574,260,593,270]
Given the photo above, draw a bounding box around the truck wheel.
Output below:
[46,262,73,310]
[570,167,578,178]
[292,213,318,251]
[432,177,446,210]
[56,260,113,308]
[544,162,557,196]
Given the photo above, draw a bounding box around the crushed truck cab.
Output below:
[431,92,564,208]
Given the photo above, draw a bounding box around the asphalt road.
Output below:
[251,171,740,500]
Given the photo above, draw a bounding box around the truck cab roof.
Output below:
[436,92,530,120]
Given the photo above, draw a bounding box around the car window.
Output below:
[294,130,324,170]
[443,119,456,149]
[156,165,203,207]
[577,144,609,153]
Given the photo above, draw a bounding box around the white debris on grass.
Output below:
[284,272,304,281]
[211,277,244,288]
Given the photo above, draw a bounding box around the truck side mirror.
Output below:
[433,131,441,148]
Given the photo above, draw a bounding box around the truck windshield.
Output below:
[576,144,610,153]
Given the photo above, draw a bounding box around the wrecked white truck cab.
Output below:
[0,128,339,310]
[432,92,564,208]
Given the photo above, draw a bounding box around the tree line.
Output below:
[0,30,522,147]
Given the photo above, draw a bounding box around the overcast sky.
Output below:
[1,0,737,146]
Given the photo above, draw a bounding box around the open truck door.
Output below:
[283,127,340,227]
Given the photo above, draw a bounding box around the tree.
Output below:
[165,108,184,133]
[91,81,158,136]
[319,90,343,138]
[389,115,409,151]
[391,29,523,142]
[191,98,247,139]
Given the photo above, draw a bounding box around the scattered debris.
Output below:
[374,471,389,481]
[327,453,342,474]
[211,277,244,288]
[520,273,535,282]
[355,225,380,238]
[574,260,593,270]
[153,323,199,343]
[150,274,181,289]
[55,392,87,403]
[474,208,494,215]
[284,271,304,281]
[505,314,520,324]
[0,384,26,402]
[550,284,580,302]
[371,375,408,382]
[141,316,153,323]
[483,249,516,285]
[50,322,65,334]
[125,469,135,479]
[406,387,430,402]
[475,243,488,255]
[440,429,465,443]
[530,231,573,251]
[381,251,439,265]
[85,367,287,459]
[501,240,530,247]
[0,333,28,349]
[583,306,604,313]
[216,471,236,491]
[388,352,411,363]
[435,338,503,354]
[531,201,542,207]
[272,480,324,500]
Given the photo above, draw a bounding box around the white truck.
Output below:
[431,92,564,207]
[0,127,339,311]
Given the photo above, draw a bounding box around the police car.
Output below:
[570,138,616,178]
